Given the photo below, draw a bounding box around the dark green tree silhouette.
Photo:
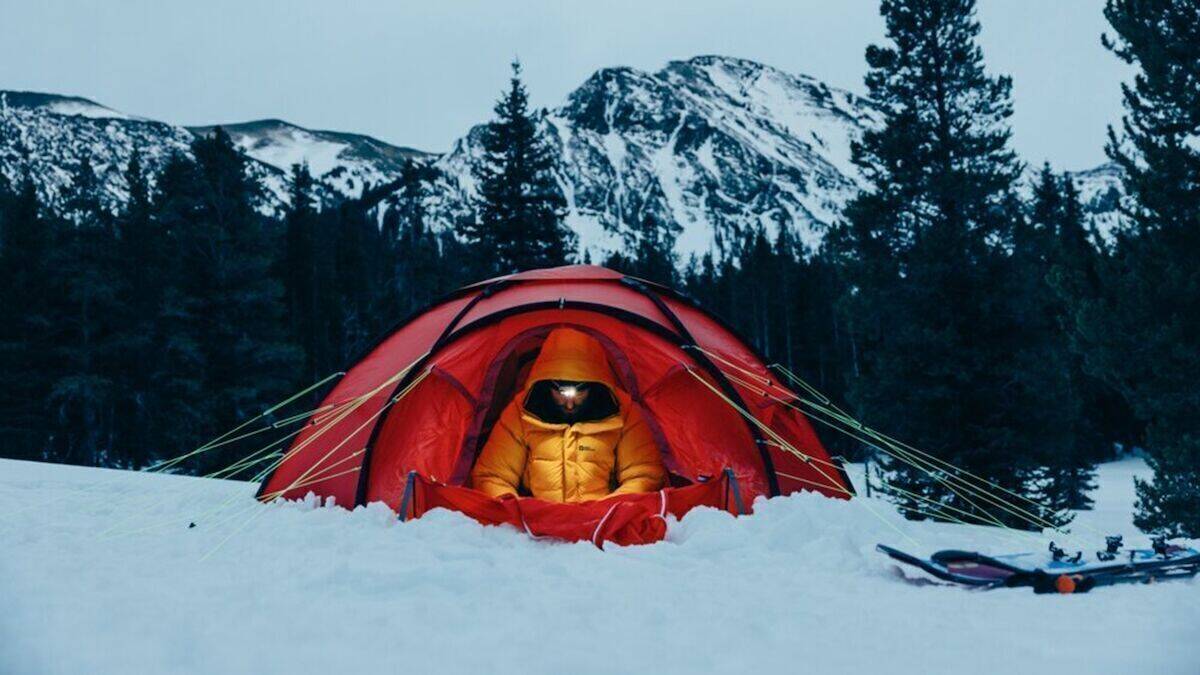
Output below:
[462,61,574,275]
[1070,0,1200,536]
[827,0,1070,527]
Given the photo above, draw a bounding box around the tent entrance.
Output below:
[453,323,680,488]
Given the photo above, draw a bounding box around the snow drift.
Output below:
[1,457,1195,675]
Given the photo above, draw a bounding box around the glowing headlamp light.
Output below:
[556,384,580,399]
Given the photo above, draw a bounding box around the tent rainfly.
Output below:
[258,265,853,546]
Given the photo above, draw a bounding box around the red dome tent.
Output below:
[258,265,852,545]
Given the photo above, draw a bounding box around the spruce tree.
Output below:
[462,61,574,275]
[282,162,326,383]
[387,160,445,316]
[331,198,388,358]
[739,226,777,353]
[0,169,58,460]
[112,149,168,467]
[1071,0,1200,536]
[829,0,1063,527]
[604,212,679,286]
[47,156,123,466]
[1012,166,1103,511]
[155,130,300,470]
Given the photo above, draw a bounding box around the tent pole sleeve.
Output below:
[724,467,746,515]
[397,470,418,522]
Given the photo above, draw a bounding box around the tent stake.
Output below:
[397,471,417,522]
[724,468,746,516]
[865,455,873,499]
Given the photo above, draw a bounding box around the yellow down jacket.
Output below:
[471,327,666,503]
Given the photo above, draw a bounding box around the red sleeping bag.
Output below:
[400,472,744,548]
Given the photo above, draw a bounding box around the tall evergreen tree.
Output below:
[0,167,58,460]
[1071,0,1200,536]
[387,160,447,317]
[604,212,679,286]
[462,61,574,275]
[330,197,389,359]
[1010,166,1103,511]
[47,156,124,466]
[828,0,1068,527]
[155,130,300,470]
[281,162,328,384]
[112,149,169,467]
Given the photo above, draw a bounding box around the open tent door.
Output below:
[452,323,686,492]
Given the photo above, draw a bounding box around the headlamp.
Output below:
[553,381,584,399]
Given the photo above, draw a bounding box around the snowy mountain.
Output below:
[434,56,878,255]
[0,56,1123,257]
[1071,162,1125,238]
[0,91,430,217]
[0,91,201,214]
[188,119,429,201]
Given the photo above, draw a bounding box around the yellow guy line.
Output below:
[681,365,920,547]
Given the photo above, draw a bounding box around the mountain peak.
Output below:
[191,118,302,134]
[432,54,885,257]
[674,54,770,73]
[0,90,133,120]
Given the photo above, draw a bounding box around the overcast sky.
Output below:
[1,0,1129,170]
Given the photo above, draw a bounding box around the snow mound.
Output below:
[1,457,1195,675]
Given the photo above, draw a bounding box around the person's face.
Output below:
[549,382,591,416]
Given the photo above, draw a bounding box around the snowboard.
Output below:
[877,538,1200,594]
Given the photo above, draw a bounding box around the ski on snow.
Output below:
[877,537,1200,594]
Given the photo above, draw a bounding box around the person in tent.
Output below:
[471,327,666,503]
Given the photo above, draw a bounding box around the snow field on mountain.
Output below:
[229,127,353,180]
[1,456,1195,675]
[2,55,1128,263]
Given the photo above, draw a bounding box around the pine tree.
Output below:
[282,162,326,384]
[1011,166,1102,511]
[604,212,679,286]
[155,130,300,471]
[1047,175,1143,459]
[828,0,1063,527]
[47,155,124,466]
[112,149,168,467]
[462,61,575,275]
[0,168,58,460]
[1071,0,1200,536]
[388,160,446,316]
[738,226,777,353]
[331,198,388,359]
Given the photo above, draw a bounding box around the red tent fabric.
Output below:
[258,265,852,544]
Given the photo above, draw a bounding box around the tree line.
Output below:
[0,0,1195,536]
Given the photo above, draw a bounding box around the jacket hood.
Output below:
[525,327,617,391]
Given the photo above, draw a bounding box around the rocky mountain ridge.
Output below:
[0,56,1123,257]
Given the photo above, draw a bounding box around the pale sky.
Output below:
[0,0,1130,170]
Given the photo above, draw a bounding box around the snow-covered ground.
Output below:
[1,456,1195,675]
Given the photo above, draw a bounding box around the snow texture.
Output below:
[2,456,1195,675]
